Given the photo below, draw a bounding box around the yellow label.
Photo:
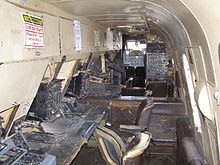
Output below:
[23,14,43,26]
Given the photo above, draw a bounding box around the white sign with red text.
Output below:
[22,14,44,49]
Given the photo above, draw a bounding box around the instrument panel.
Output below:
[0,139,56,165]
[146,43,168,82]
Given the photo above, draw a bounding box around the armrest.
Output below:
[122,131,151,163]
[119,125,145,133]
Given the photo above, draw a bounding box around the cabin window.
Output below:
[127,40,146,51]
[182,54,202,133]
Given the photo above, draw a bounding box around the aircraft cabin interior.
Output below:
[0,0,220,164]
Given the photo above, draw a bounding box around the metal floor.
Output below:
[72,98,186,165]
[72,142,176,165]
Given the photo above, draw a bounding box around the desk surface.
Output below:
[23,106,106,165]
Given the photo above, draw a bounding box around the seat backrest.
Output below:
[135,99,154,130]
[93,126,126,165]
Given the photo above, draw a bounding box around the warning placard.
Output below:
[22,14,44,48]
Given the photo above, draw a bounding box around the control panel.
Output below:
[124,55,145,67]
[0,147,25,165]
[0,139,56,165]
[146,43,168,82]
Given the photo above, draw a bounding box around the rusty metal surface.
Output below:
[111,103,139,109]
